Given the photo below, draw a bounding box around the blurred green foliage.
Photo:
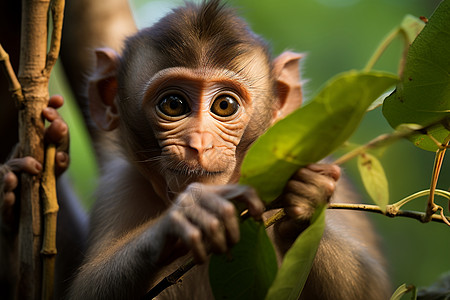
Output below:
[53,0,449,294]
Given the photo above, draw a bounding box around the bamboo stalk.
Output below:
[40,144,59,300]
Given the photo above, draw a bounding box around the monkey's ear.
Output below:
[272,51,304,123]
[88,48,120,131]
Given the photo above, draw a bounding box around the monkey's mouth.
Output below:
[168,167,224,177]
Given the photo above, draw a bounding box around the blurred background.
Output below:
[49,0,448,294]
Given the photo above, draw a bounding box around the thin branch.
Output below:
[40,144,59,300]
[0,43,24,107]
[44,0,65,75]
[328,203,450,224]
[264,209,286,228]
[142,259,196,300]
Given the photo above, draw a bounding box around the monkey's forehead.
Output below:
[139,67,254,103]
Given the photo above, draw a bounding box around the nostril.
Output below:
[185,132,214,155]
[204,143,213,151]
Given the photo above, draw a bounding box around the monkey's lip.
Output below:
[168,168,224,177]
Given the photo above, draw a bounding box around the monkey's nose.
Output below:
[186,132,214,156]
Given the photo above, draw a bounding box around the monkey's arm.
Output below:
[68,165,264,300]
[269,165,390,300]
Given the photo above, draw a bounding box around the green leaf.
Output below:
[209,219,278,300]
[357,153,389,211]
[383,0,450,151]
[265,205,326,300]
[390,283,417,300]
[240,71,398,204]
[399,15,426,45]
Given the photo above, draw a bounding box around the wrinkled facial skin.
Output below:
[143,67,253,191]
[118,51,273,197]
[142,64,268,192]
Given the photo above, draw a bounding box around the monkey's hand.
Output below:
[0,95,69,229]
[155,183,265,264]
[273,163,340,240]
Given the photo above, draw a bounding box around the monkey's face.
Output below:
[110,46,276,198]
[138,66,261,193]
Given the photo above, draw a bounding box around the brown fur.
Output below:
[68,1,390,299]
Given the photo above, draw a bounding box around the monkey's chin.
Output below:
[165,168,231,193]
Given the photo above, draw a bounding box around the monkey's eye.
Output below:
[157,95,190,117]
[210,95,239,117]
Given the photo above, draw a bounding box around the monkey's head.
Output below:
[88,0,303,198]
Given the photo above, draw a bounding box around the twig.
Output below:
[0,43,24,107]
[328,203,450,224]
[264,209,286,228]
[40,144,59,300]
[142,259,196,300]
[44,0,65,76]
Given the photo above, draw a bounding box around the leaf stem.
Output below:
[423,137,450,222]
[392,189,450,210]
[334,119,450,166]
[364,28,400,72]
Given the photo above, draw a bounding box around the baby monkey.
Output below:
[0,0,390,299]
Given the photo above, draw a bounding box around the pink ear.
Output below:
[88,48,120,131]
[272,51,304,123]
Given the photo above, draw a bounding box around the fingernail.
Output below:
[35,162,42,171]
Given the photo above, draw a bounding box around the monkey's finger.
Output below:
[283,195,316,221]
[306,164,341,181]
[6,157,42,175]
[199,193,240,245]
[217,185,264,220]
[2,191,16,210]
[3,171,18,193]
[293,167,336,197]
[284,179,322,202]
[43,111,70,164]
[55,152,70,176]
[184,203,228,253]
[167,210,208,263]
[47,94,64,109]
[45,119,69,150]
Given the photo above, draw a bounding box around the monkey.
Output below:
[0,96,87,299]
[63,1,391,299]
[2,1,389,299]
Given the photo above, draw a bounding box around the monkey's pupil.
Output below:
[219,101,228,110]
[169,98,180,110]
